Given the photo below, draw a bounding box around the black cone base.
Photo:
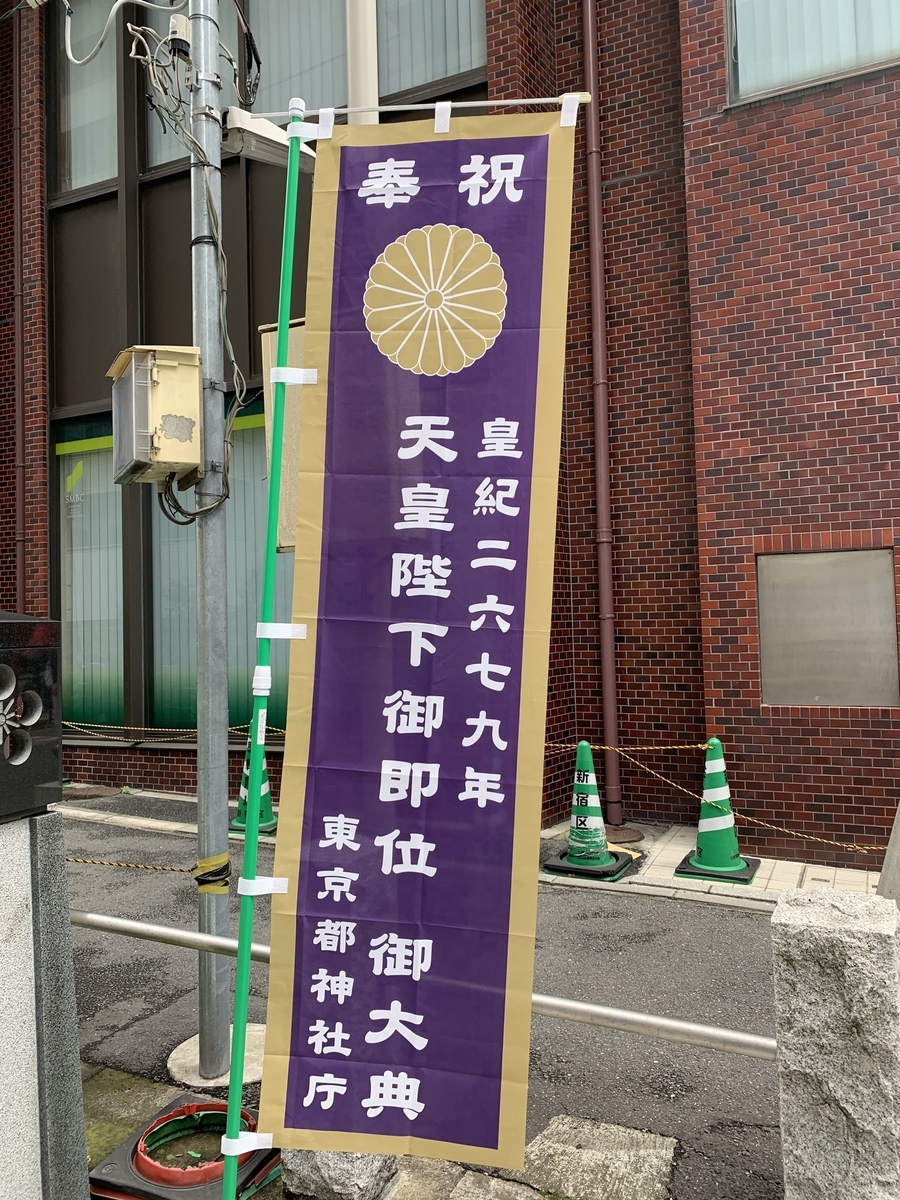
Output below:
[674,853,761,885]
[543,849,636,882]
[88,1094,280,1199]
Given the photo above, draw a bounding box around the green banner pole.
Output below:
[221,97,305,1200]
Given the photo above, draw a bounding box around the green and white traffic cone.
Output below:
[544,741,635,882]
[229,736,277,834]
[674,736,760,884]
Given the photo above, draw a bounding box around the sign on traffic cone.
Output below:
[674,736,760,883]
[544,741,635,881]
[229,736,277,834]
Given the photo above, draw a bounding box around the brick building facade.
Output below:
[1,0,897,866]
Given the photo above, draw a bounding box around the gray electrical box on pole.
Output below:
[190,0,231,1080]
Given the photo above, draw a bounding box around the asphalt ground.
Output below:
[64,808,782,1200]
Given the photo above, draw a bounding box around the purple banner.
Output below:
[281,128,554,1152]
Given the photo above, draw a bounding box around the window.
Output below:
[57,432,124,724]
[151,417,294,730]
[54,0,118,192]
[252,0,486,114]
[731,0,900,101]
[757,549,900,706]
[378,0,486,96]
[253,0,347,115]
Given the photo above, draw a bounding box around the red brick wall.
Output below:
[22,3,49,619]
[538,0,705,827]
[486,0,557,103]
[680,0,900,865]
[62,743,284,802]
[0,3,48,618]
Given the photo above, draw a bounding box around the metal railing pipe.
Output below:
[70,910,271,964]
[531,992,776,1061]
[70,911,777,1061]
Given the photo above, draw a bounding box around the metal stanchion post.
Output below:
[190,0,231,1081]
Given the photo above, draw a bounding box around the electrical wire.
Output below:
[0,1,29,26]
[63,0,187,67]
[229,0,260,107]
[129,18,252,524]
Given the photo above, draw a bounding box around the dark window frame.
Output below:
[47,4,490,731]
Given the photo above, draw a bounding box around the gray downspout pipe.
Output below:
[582,0,623,824]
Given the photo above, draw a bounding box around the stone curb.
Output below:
[539,869,777,912]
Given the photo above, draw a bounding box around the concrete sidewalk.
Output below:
[540,817,880,909]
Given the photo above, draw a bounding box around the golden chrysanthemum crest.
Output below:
[363,224,507,376]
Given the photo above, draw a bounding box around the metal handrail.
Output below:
[70,910,777,1062]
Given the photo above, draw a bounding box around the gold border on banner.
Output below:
[260,112,575,1167]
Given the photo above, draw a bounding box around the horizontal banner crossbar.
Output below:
[69,911,777,1061]
[256,94,591,122]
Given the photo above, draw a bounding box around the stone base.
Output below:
[498,1114,676,1200]
[167,1023,265,1088]
[282,1149,398,1200]
[283,1115,677,1200]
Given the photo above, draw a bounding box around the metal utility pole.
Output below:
[345,0,379,124]
[189,0,231,1080]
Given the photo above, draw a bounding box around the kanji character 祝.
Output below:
[302,1073,348,1110]
[375,829,437,877]
[358,158,420,207]
[379,760,440,809]
[310,968,354,1005]
[465,652,511,692]
[383,690,444,737]
[369,932,433,980]
[458,766,505,808]
[398,416,457,462]
[470,540,516,571]
[361,1071,424,1120]
[366,1000,428,1051]
[391,553,452,598]
[479,418,521,459]
[317,867,359,903]
[462,710,509,750]
[388,622,448,667]
[474,478,520,516]
[395,483,453,531]
[308,1019,352,1056]
[319,814,360,852]
[458,153,525,206]
[313,920,356,953]
[469,595,514,632]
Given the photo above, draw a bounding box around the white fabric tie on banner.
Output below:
[257,622,307,640]
[434,101,452,133]
[270,367,317,385]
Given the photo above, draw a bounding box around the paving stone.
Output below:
[499,1115,676,1200]
[382,1156,465,1200]
[449,1171,542,1200]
